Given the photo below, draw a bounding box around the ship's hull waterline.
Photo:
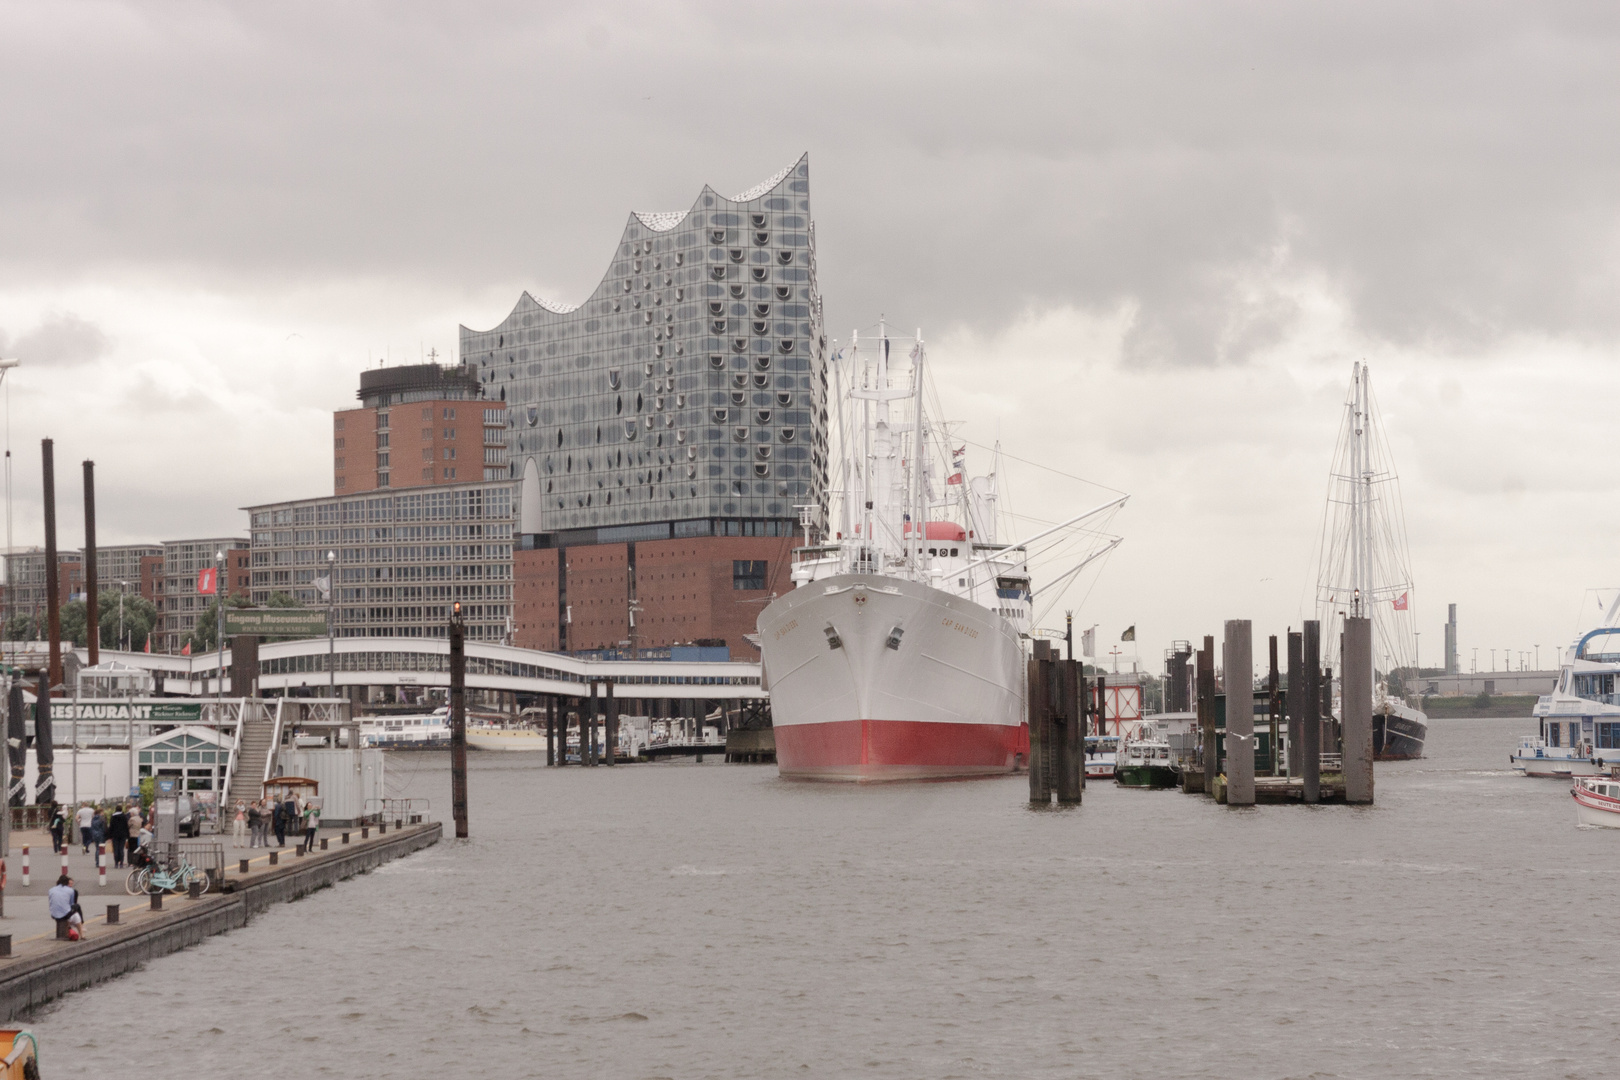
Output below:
[758,574,1027,781]
[1373,710,1428,761]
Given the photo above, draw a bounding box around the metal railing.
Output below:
[148,839,226,888]
[362,798,431,826]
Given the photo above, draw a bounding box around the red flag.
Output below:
[181,641,192,656]
[144,635,151,654]
[1393,592,1408,611]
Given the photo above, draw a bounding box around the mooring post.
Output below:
[1197,635,1217,789]
[1056,657,1083,804]
[604,679,617,766]
[1225,620,1255,806]
[83,460,99,668]
[1342,616,1375,803]
[586,680,599,766]
[449,601,469,838]
[1302,621,1322,803]
[1286,630,1303,776]
[546,696,557,767]
[42,439,64,693]
[1028,640,1052,804]
[1268,635,1281,777]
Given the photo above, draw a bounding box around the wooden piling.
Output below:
[587,681,599,766]
[546,696,557,767]
[449,603,469,838]
[1225,621,1255,805]
[1302,621,1322,804]
[1027,640,1081,805]
[1268,635,1281,777]
[1286,631,1303,776]
[1342,615,1375,804]
[604,680,617,766]
[1028,641,1051,804]
[83,460,99,668]
[1057,656,1082,804]
[1197,636,1216,784]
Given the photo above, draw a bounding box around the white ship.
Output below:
[757,323,1125,781]
[1513,599,1620,777]
[1315,362,1428,759]
[358,711,450,749]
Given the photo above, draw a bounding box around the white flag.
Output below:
[314,575,331,601]
[1081,628,1095,658]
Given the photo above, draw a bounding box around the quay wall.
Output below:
[0,822,441,1019]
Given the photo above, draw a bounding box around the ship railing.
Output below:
[1320,753,1343,772]
[362,797,432,827]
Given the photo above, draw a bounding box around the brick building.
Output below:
[94,543,164,602]
[334,363,508,494]
[159,538,249,652]
[3,549,83,631]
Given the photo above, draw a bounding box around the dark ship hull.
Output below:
[1373,710,1427,760]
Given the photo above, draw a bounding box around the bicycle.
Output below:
[124,858,211,896]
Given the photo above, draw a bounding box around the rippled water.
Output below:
[26,717,1619,1079]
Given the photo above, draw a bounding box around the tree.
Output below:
[4,611,39,641]
[58,590,159,651]
[186,590,307,652]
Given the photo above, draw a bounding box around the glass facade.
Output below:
[459,154,829,536]
[245,482,515,641]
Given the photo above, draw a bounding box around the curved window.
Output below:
[642,239,653,253]
[754,355,771,371]
[751,267,769,282]
[733,427,749,442]
[623,280,632,292]
[750,213,767,228]
[608,369,621,390]
[756,445,772,459]
[643,312,653,324]
[755,410,772,424]
[780,428,796,442]
[636,392,644,411]
[754,231,769,246]
[674,253,684,266]
[674,287,685,300]
[730,391,746,405]
[754,463,770,477]
[732,373,748,389]
[711,266,727,280]
[779,340,795,353]
[710,229,726,244]
[775,286,790,300]
[556,428,564,447]
[752,321,768,335]
[732,338,748,353]
[709,355,725,369]
[729,249,744,263]
[633,259,643,273]
[776,392,792,406]
[729,284,745,298]
[709,302,724,315]
[654,344,665,358]
[712,319,727,333]
[753,373,769,388]
[615,396,623,415]
[777,250,793,265]
[754,303,771,317]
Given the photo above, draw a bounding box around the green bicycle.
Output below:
[125,858,211,896]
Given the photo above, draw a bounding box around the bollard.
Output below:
[296,845,305,857]
[379,822,387,835]
[60,850,69,877]
[107,903,120,925]
[361,827,369,839]
[269,851,279,866]
[56,919,70,940]
[21,846,29,887]
[239,859,250,874]
[341,832,350,845]
[188,880,200,899]
[0,934,10,957]
[320,837,329,850]
[98,843,107,887]
[150,891,163,911]
[395,818,403,830]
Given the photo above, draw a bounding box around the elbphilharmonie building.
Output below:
[460,154,828,544]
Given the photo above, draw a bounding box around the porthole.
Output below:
[754,231,769,246]
[754,463,770,477]
[729,249,745,264]
[756,445,772,459]
[712,319,727,333]
[751,267,769,281]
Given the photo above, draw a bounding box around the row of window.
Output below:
[252,649,761,685]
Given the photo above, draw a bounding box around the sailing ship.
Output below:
[1315,362,1428,759]
[756,324,1125,780]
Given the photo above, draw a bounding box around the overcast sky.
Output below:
[1,1,1616,671]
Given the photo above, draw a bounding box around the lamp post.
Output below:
[1535,644,1541,671]
[215,550,225,715]
[0,357,17,668]
[326,550,336,698]
[116,581,128,651]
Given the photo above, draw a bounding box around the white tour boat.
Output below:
[1572,775,1620,828]
[1513,603,1620,777]
[358,711,450,749]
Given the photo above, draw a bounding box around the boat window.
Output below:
[950,547,959,556]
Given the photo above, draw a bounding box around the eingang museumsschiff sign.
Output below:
[223,608,328,638]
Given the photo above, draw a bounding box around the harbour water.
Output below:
[26,716,1618,1078]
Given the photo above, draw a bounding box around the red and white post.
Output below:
[97,843,107,887]
[20,846,29,887]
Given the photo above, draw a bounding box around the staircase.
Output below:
[226,711,276,808]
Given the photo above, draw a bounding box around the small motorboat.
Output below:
[1572,775,1620,828]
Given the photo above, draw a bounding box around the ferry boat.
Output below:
[1115,735,1178,788]
[1315,362,1428,760]
[757,324,1127,781]
[1572,774,1620,827]
[358,711,450,749]
[1512,610,1620,777]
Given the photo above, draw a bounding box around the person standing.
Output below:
[231,801,247,848]
[48,802,66,855]
[126,804,144,866]
[90,807,107,853]
[301,800,320,852]
[108,804,130,869]
[75,803,94,853]
[282,793,299,848]
[271,797,287,848]
[246,800,261,848]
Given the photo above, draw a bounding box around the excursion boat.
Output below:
[1513,613,1620,777]
[1114,735,1178,788]
[1314,362,1428,760]
[359,711,451,749]
[1084,734,1119,780]
[1572,775,1620,828]
[757,323,1127,781]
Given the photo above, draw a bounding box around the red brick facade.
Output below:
[334,401,506,495]
[512,534,799,660]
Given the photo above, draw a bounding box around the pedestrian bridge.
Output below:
[10,638,765,704]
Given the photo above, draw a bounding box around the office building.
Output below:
[159,538,249,652]
[460,156,826,658]
[334,362,508,493]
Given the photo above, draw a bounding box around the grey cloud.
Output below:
[5,313,112,367]
[0,2,1616,365]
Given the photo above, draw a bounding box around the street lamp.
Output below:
[0,357,18,666]
[116,580,128,651]
[326,550,336,698]
[1535,644,1541,671]
[215,550,225,712]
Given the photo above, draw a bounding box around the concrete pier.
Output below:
[1224,620,1255,806]
[0,821,441,1018]
[1341,615,1375,804]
